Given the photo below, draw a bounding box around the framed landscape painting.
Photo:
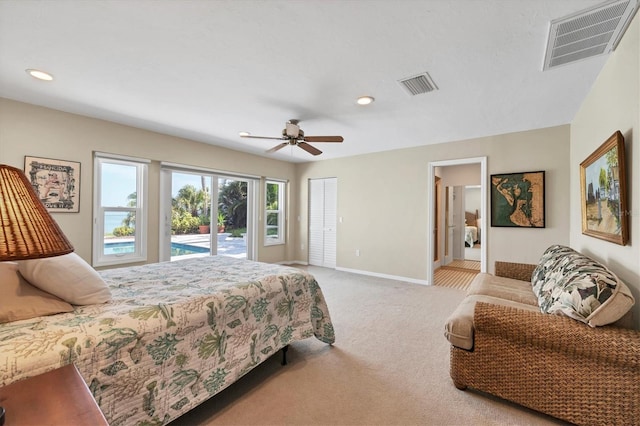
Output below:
[24,156,80,213]
[491,170,545,228]
[580,131,628,245]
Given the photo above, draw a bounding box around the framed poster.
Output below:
[580,131,628,245]
[24,156,80,213]
[491,170,545,228]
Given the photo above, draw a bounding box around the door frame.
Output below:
[427,156,487,285]
[433,176,441,268]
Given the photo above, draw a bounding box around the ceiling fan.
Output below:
[240,119,343,156]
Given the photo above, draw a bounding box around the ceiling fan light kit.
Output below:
[240,119,343,156]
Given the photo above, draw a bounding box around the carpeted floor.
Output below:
[170,266,566,426]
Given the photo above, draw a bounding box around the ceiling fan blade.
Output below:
[303,136,343,143]
[241,135,287,141]
[298,142,322,156]
[266,142,288,153]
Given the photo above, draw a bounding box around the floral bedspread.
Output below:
[0,256,334,425]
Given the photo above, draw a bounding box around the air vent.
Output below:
[398,72,438,96]
[543,0,639,70]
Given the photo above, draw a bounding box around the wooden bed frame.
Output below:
[465,209,478,226]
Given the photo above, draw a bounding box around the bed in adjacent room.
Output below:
[0,255,334,425]
[464,210,480,247]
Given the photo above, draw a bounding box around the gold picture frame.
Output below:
[24,156,80,213]
[579,131,628,245]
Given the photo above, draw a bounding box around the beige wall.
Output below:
[296,125,571,282]
[437,163,481,187]
[570,14,640,328]
[0,97,572,285]
[0,98,298,266]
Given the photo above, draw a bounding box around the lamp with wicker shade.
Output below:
[0,163,74,261]
[0,164,74,424]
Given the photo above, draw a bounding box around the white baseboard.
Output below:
[277,260,308,266]
[273,263,430,286]
[335,267,430,286]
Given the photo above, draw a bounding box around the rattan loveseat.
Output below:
[444,245,640,426]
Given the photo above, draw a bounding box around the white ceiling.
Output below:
[0,0,611,163]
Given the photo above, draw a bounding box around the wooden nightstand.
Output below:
[0,364,108,425]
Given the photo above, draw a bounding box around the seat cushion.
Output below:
[466,273,538,306]
[444,295,539,350]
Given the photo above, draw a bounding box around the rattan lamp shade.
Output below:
[0,164,74,261]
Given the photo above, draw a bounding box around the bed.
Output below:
[0,256,334,425]
[464,210,479,247]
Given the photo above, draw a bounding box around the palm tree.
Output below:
[175,185,204,217]
[201,176,209,218]
[219,180,247,230]
[122,192,137,228]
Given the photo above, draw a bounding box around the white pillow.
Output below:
[0,262,73,323]
[18,253,112,305]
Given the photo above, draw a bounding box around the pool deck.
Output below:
[172,233,246,258]
[105,232,247,259]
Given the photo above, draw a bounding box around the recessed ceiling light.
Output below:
[239,131,251,137]
[26,69,54,81]
[357,96,374,105]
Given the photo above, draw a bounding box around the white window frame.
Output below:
[93,153,149,267]
[265,179,285,246]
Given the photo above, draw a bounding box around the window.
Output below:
[265,180,285,245]
[93,154,148,266]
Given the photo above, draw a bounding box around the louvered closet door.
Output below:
[308,178,337,268]
[308,179,324,266]
[322,178,337,267]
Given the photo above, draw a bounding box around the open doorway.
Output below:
[427,157,487,286]
[463,185,481,261]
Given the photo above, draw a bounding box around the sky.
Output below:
[101,166,213,206]
[101,163,137,206]
[171,172,211,198]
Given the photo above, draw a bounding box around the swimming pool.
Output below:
[104,241,209,256]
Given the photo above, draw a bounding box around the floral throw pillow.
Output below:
[531,245,634,326]
[531,244,576,289]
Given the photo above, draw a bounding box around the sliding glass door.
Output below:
[160,167,256,262]
[169,171,214,260]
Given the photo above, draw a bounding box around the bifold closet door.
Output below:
[308,178,337,268]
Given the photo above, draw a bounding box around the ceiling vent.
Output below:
[543,0,639,70]
[398,72,438,96]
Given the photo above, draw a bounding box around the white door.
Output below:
[452,186,464,260]
[444,186,454,265]
[309,178,337,268]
